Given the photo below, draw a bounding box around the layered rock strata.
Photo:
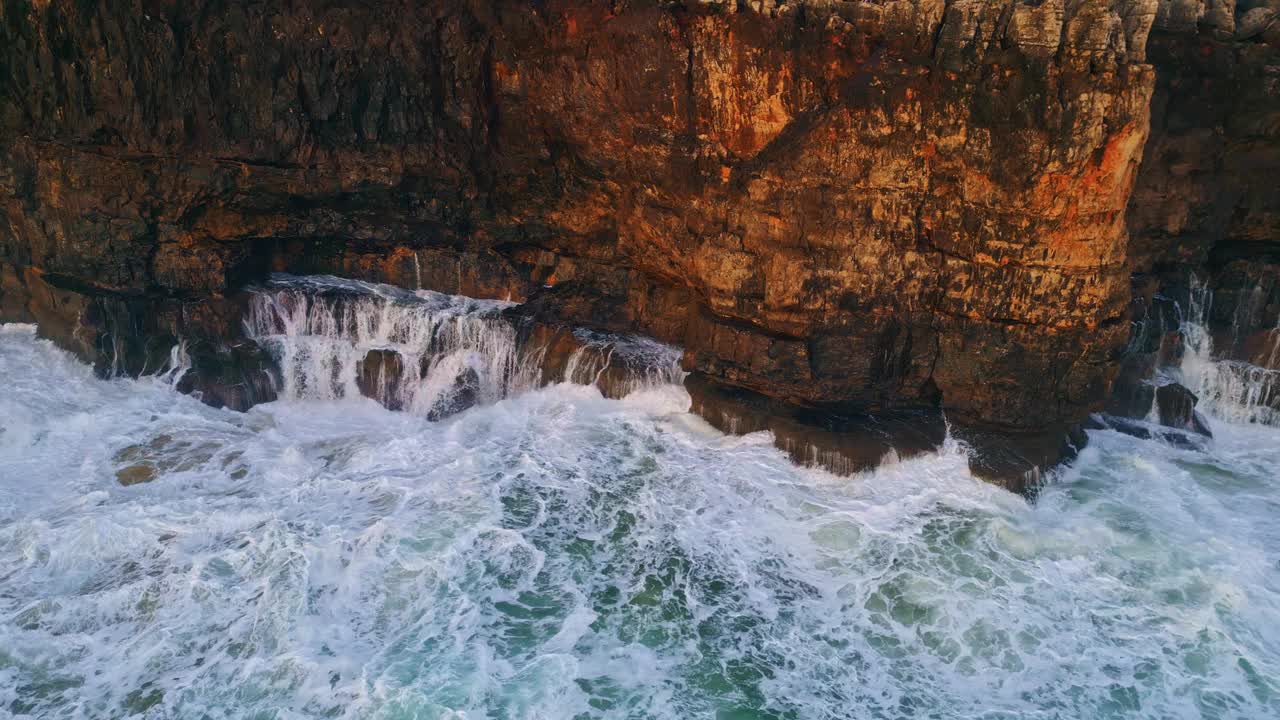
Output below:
[0,0,1201,488]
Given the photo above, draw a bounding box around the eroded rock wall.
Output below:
[1101,1,1280,436]
[1,0,1163,482]
[1120,2,1280,384]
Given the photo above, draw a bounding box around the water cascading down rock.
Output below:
[1175,277,1280,426]
[1103,272,1280,444]
[244,276,685,418]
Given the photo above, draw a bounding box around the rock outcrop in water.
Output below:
[0,0,1277,488]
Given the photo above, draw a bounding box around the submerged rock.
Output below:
[115,463,158,486]
[111,433,227,486]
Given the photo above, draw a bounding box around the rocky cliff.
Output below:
[2,0,1274,488]
[1110,0,1280,428]
[1133,7,1279,317]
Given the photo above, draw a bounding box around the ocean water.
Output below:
[2,318,1279,719]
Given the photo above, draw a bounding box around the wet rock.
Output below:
[1191,410,1214,436]
[1197,260,1280,360]
[1088,414,1153,439]
[0,262,278,411]
[426,367,481,421]
[687,372,948,480]
[1087,413,1212,450]
[522,323,586,388]
[1240,327,1280,369]
[518,320,683,399]
[1155,382,1211,436]
[1107,372,1157,418]
[357,349,408,411]
[951,423,1090,495]
[1106,276,1189,420]
[1117,19,1280,441]
[176,339,279,412]
[1110,283,1158,407]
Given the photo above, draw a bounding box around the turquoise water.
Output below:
[1,323,1279,719]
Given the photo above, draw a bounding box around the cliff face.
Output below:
[1129,29,1279,273]
[1121,3,1280,381]
[0,0,1176,483]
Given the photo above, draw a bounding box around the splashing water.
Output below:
[245,276,683,419]
[156,341,191,390]
[3,316,1280,719]
[562,330,686,398]
[1178,276,1280,425]
[245,275,538,416]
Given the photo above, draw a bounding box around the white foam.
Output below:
[1179,275,1280,425]
[244,276,684,419]
[2,324,1280,718]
